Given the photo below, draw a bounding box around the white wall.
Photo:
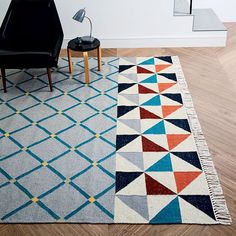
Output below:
[54,0,227,47]
[0,0,232,48]
[0,0,10,22]
[55,0,193,40]
[194,0,236,22]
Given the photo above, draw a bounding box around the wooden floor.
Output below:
[1,23,236,236]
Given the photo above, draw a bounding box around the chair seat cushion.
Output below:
[0,49,56,68]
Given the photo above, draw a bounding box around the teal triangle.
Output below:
[141,95,161,106]
[139,58,155,65]
[150,197,182,224]
[140,74,157,83]
[144,120,166,134]
[146,153,172,172]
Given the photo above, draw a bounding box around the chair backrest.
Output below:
[0,0,63,51]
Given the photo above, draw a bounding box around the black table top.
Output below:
[67,38,100,52]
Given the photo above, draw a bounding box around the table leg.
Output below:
[83,52,89,84]
[67,48,73,74]
[97,47,102,71]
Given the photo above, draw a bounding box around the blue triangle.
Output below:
[141,95,161,106]
[144,120,166,134]
[150,197,182,224]
[139,58,155,65]
[146,153,173,172]
[140,74,157,83]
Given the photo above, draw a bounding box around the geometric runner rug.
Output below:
[0,57,231,224]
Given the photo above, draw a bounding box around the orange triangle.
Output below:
[174,171,201,193]
[167,134,191,150]
[162,105,182,118]
[158,83,176,93]
[155,64,171,73]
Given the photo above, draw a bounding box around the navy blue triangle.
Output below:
[118,83,136,93]
[180,195,216,220]
[116,135,139,150]
[119,65,135,73]
[116,172,143,192]
[117,106,137,118]
[156,56,173,64]
[165,119,191,132]
[171,152,202,170]
[150,197,182,224]
[162,93,183,104]
[158,73,177,82]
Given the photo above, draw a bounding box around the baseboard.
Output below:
[62,33,227,49]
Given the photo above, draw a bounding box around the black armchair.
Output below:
[0,0,64,92]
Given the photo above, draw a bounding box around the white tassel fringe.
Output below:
[172,56,232,225]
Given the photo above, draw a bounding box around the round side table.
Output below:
[67,38,102,84]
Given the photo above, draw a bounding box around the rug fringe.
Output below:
[172,56,232,225]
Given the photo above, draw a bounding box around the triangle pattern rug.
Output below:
[115,56,231,224]
[0,57,231,224]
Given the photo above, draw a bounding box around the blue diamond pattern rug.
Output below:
[0,57,231,224]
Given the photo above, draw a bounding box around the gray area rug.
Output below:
[0,57,118,222]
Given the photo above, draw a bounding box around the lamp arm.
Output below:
[85,16,93,38]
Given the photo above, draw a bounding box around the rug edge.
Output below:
[172,56,232,225]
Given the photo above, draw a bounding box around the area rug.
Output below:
[0,57,231,224]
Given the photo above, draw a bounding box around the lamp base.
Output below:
[81,36,95,44]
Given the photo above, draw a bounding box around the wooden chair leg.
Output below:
[1,68,7,93]
[97,46,102,71]
[47,68,53,92]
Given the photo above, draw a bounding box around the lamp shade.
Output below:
[73,8,85,23]
[72,8,95,43]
